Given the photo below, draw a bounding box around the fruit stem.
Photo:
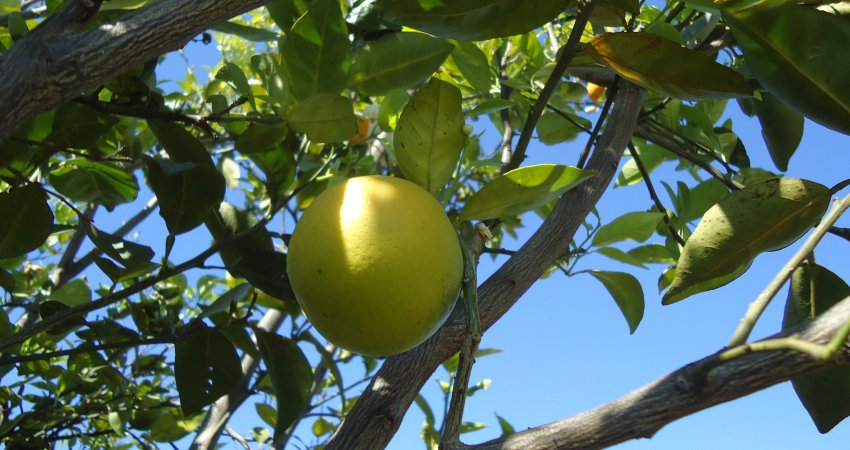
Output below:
[440,224,488,448]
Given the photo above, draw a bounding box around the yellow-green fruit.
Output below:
[286,175,463,356]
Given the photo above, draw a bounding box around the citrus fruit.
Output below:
[587,82,606,103]
[286,175,463,356]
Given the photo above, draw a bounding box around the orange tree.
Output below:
[1,0,850,449]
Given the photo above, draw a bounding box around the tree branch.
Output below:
[470,294,850,450]
[324,81,647,450]
[0,0,269,142]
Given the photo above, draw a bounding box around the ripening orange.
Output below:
[587,82,606,103]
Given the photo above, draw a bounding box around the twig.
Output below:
[497,42,515,164]
[50,205,98,288]
[728,191,850,347]
[627,142,685,246]
[224,426,251,450]
[75,96,220,139]
[0,334,180,366]
[440,224,488,448]
[502,0,600,174]
[577,79,619,169]
[830,226,850,243]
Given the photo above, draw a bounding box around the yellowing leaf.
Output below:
[663,178,831,304]
[585,32,752,100]
[461,164,594,221]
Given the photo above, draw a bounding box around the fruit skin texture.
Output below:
[286,175,463,356]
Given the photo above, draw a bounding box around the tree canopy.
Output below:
[1,0,850,449]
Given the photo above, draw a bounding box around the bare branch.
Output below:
[471,295,850,450]
[0,0,269,142]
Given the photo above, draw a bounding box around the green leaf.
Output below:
[589,270,645,334]
[596,247,647,269]
[288,93,357,143]
[450,40,493,94]
[495,413,515,437]
[783,262,850,433]
[251,53,290,107]
[49,278,91,308]
[414,394,436,426]
[49,103,119,149]
[84,224,157,279]
[147,121,225,235]
[49,159,138,211]
[266,0,307,31]
[199,283,252,320]
[312,417,335,437]
[617,141,671,187]
[536,111,591,145]
[753,92,804,172]
[255,403,277,428]
[467,98,516,117]
[385,0,571,41]
[250,150,296,205]
[723,5,850,135]
[677,179,731,224]
[663,178,831,304]
[585,32,752,100]
[149,408,206,442]
[212,20,279,42]
[592,211,665,247]
[281,0,351,100]
[461,164,595,221]
[255,330,312,442]
[394,77,465,194]
[377,89,409,132]
[0,184,54,259]
[216,62,253,101]
[235,121,288,153]
[205,203,295,303]
[174,326,242,416]
[349,32,453,96]
[628,244,676,265]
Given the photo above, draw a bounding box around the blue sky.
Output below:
[149,31,850,450]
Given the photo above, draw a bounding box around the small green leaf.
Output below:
[589,270,644,333]
[467,98,516,117]
[250,150,296,205]
[174,326,242,417]
[628,244,676,265]
[288,93,358,143]
[394,77,465,194]
[460,421,487,433]
[596,247,647,269]
[0,184,54,259]
[255,403,277,428]
[585,32,752,100]
[251,53,289,108]
[49,159,138,211]
[149,408,206,442]
[215,63,253,107]
[461,164,595,221]
[349,32,454,96]
[414,394,436,426]
[281,0,351,100]
[255,330,312,442]
[312,417,335,437]
[212,20,279,42]
[84,223,158,279]
[753,92,804,171]
[495,413,515,437]
[235,121,288,153]
[724,5,850,135]
[199,283,252,320]
[536,111,591,145]
[266,0,306,31]
[377,89,409,132]
[783,262,850,433]
[617,141,671,186]
[49,278,91,308]
[450,40,493,95]
[592,211,665,247]
[663,178,831,304]
[385,0,572,41]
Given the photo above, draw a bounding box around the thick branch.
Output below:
[324,82,646,450]
[0,0,269,142]
[473,295,850,450]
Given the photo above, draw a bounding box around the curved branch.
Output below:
[472,295,850,450]
[0,0,269,142]
[324,82,647,450]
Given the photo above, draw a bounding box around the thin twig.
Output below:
[729,192,850,347]
[503,0,600,174]
[577,79,619,169]
[627,142,685,246]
